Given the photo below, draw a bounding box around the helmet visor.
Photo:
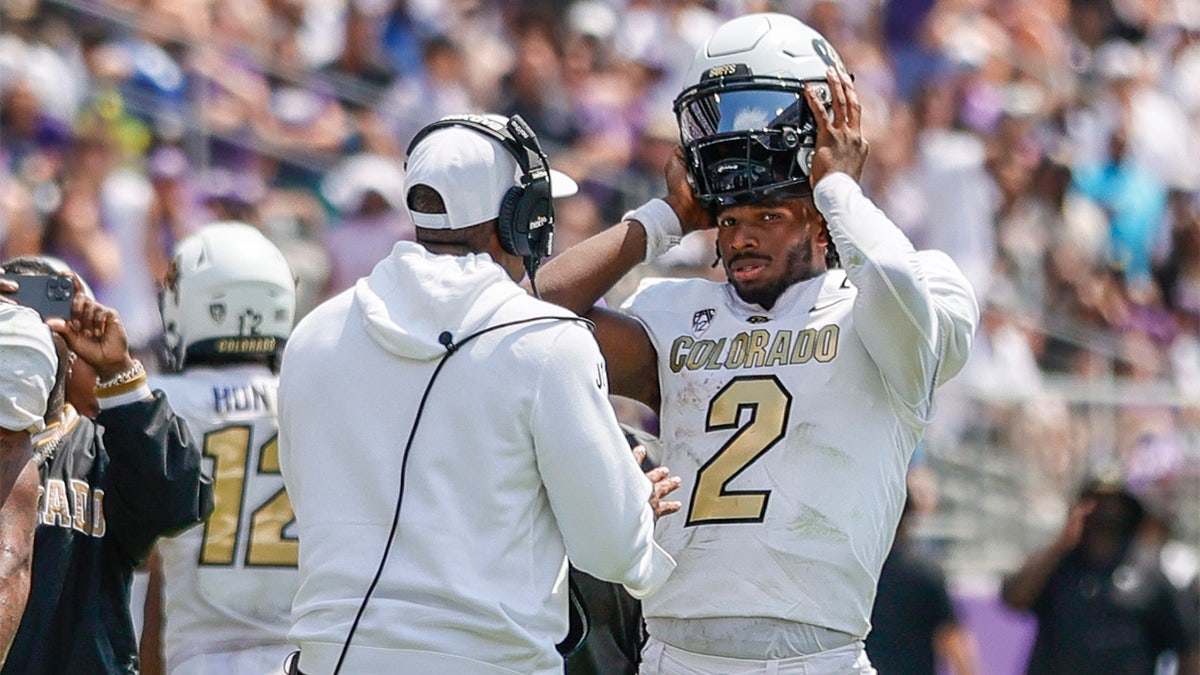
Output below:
[675,83,821,206]
[677,87,814,144]
[688,134,811,201]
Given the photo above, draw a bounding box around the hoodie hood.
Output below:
[354,241,527,361]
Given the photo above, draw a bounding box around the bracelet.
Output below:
[95,359,146,396]
[623,199,683,263]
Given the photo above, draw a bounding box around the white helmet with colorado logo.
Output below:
[158,221,295,372]
[674,13,845,207]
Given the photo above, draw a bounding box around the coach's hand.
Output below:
[635,444,682,521]
[804,67,869,186]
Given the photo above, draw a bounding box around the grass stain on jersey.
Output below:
[792,504,846,540]
[788,422,852,465]
[813,443,852,465]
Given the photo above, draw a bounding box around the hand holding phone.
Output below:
[0,274,76,320]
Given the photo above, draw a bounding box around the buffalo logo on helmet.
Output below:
[811,38,846,73]
[162,259,181,305]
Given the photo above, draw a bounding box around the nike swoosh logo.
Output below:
[810,297,851,313]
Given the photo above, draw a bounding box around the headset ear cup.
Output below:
[523,182,553,260]
[497,187,526,257]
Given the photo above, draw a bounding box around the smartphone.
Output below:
[0,274,75,320]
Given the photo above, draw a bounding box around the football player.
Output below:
[535,13,979,674]
[150,222,298,674]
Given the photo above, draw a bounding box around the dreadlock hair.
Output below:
[825,238,840,268]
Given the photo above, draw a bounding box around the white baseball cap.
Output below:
[321,153,407,214]
[404,118,578,230]
[0,304,58,433]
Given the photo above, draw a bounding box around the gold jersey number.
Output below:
[199,426,298,567]
[686,376,791,526]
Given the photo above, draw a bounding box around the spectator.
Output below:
[319,152,412,297]
[0,258,213,675]
[1001,473,1199,674]
[1072,123,1169,288]
[867,489,978,675]
[375,34,474,147]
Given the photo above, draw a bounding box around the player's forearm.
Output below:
[1179,650,1199,675]
[815,173,942,398]
[532,219,648,313]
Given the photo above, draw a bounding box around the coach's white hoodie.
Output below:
[278,242,674,675]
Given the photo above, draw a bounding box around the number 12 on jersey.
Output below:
[199,426,298,567]
[686,375,792,526]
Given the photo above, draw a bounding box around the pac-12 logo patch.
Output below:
[209,303,226,323]
[692,309,716,336]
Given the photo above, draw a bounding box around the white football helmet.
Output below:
[159,221,295,372]
[674,13,843,207]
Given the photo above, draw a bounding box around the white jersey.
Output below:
[153,364,298,671]
[625,173,978,649]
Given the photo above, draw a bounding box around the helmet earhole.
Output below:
[796,149,814,176]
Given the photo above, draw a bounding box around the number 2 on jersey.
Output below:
[686,376,791,526]
[199,426,298,567]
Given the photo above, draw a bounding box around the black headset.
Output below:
[405,114,557,281]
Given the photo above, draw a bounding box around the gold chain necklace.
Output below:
[32,405,77,465]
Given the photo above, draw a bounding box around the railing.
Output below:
[923,375,1200,577]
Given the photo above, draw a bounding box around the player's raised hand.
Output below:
[664,147,712,235]
[44,275,134,381]
[804,67,869,186]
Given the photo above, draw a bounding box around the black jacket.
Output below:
[4,393,213,675]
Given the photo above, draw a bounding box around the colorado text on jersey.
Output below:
[668,325,840,372]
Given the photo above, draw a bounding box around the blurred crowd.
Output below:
[1,0,1197,555]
